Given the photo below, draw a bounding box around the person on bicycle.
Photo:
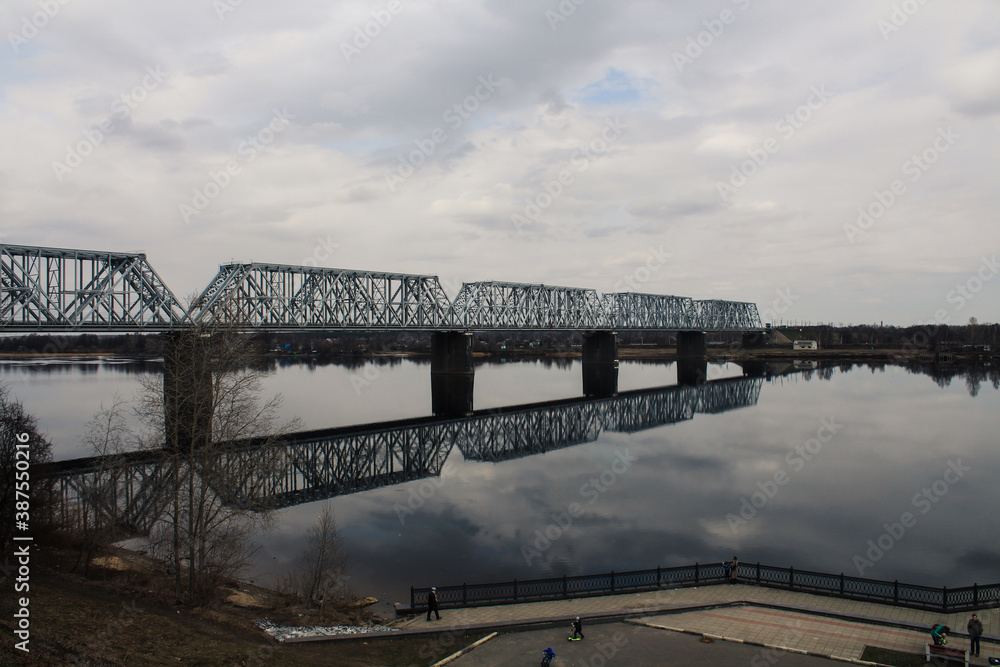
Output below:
[930,624,950,646]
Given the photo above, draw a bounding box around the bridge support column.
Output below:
[582,331,618,366]
[583,364,618,398]
[739,360,768,378]
[162,331,214,451]
[431,332,474,376]
[582,331,618,397]
[677,331,707,359]
[676,358,708,386]
[431,374,475,417]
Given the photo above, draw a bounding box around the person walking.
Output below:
[569,616,584,641]
[426,587,440,621]
[968,614,983,657]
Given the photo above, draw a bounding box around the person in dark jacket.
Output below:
[570,616,584,640]
[427,587,440,621]
[968,614,983,656]
[930,624,950,646]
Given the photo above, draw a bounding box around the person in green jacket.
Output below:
[930,624,950,646]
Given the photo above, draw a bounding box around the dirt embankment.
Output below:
[0,541,483,666]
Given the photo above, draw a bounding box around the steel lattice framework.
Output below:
[695,299,762,332]
[188,263,454,331]
[0,244,763,332]
[0,244,186,331]
[43,375,763,533]
[601,292,699,330]
[449,281,609,330]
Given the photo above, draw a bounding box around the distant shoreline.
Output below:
[1,346,994,363]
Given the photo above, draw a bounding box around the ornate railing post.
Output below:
[695,562,699,584]
[611,571,616,593]
[657,566,661,587]
[463,582,467,605]
[514,579,518,601]
[974,583,978,607]
[789,566,794,590]
[893,581,898,604]
[942,586,948,612]
[840,573,844,596]
[756,562,761,585]
[563,575,567,598]
[411,586,415,609]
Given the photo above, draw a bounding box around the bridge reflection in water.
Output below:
[42,373,763,539]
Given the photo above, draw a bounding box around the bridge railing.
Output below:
[408,561,1000,614]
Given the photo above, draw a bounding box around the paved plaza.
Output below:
[380,583,999,665]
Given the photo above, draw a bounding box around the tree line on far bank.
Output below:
[2,320,997,357]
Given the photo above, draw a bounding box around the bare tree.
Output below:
[73,395,135,574]
[298,501,349,612]
[135,310,299,603]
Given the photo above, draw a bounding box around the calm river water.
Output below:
[3,356,999,614]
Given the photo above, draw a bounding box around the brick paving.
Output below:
[387,583,999,664]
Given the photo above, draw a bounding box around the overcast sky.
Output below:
[2,0,997,326]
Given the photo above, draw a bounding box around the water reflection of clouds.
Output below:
[19,358,1000,611]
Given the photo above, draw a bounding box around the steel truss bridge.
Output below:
[42,375,763,537]
[2,244,762,332]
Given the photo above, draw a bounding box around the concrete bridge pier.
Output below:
[677,331,707,358]
[676,358,708,386]
[582,331,618,397]
[582,331,618,366]
[430,332,475,376]
[431,374,474,417]
[583,364,619,398]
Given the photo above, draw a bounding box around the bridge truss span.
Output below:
[0,244,186,331]
[450,281,608,330]
[695,299,763,332]
[602,292,699,330]
[188,263,454,331]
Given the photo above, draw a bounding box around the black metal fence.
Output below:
[409,562,1000,614]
